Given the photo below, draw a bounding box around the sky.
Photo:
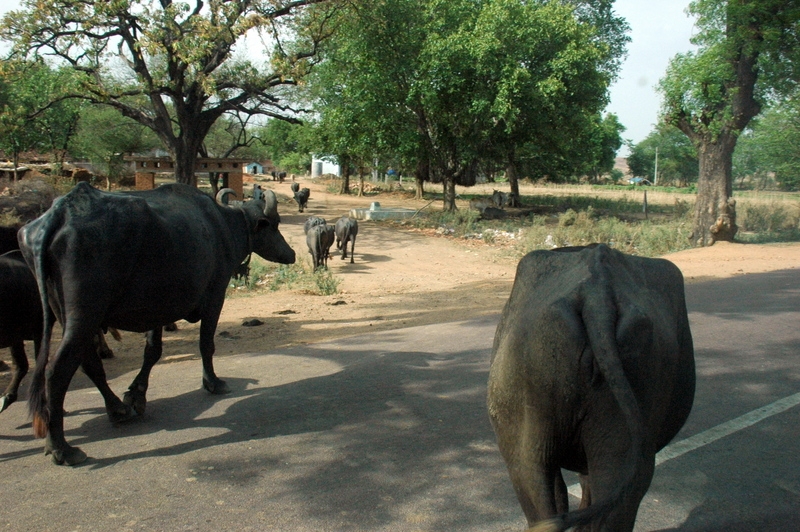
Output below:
[0,0,697,153]
[606,1,698,153]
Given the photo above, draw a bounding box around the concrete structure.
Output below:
[311,156,340,178]
[350,201,417,221]
[126,156,247,197]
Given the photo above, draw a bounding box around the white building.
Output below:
[311,156,340,177]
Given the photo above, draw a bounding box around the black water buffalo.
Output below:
[294,187,310,212]
[487,244,695,531]
[334,216,359,263]
[290,182,300,193]
[18,182,295,465]
[306,223,335,270]
[303,216,327,234]
[0,251,118,413]
[0,250,42,413]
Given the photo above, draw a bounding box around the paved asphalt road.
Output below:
[1,269,798,531]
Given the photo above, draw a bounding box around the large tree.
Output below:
[659,0,800,246]
[311,0,628,211]
[1,0,338,185]
[472,0,627,205]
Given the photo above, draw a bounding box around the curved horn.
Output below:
[216,188,237,205]
[263,189,278,216]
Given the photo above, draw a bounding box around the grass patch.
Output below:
[389,192,697,258]
[227,255,341,296]
[735,199,800,243]
[516,210,693,257]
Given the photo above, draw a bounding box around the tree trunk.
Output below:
[414,159,428,200]
[443,171,457,211]
[339,154,351,194]
[12,151,20,182]
[691,136,738,247]
[174,145,198,186]
[506,159,521,208]
[357,166,365,197]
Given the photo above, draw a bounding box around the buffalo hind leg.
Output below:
[44,340,88,466]
[123,327,163,415]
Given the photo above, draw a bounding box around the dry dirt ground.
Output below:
[2,176,800,387]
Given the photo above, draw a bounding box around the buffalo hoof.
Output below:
[107,401,137,423]
[0,393,16,413]
[122,390,147,416]
[45,442,87,466]
[203,377,231,395]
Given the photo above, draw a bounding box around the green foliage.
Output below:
[69,105,159,179]
[0,60,84,168]
[312,268,341,296]
[309,0,629,208]
[733,99,800,191]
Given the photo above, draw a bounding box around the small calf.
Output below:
[306,224,335,270]
[334,217,359,264]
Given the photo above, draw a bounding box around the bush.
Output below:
[738,201,800,233]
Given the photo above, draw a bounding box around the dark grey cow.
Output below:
[306,223,335,270]
[334,216,359,263]
[294,187,310,212]
[487,244,695,531]
[303,216,327,235]
[18,182,295,466]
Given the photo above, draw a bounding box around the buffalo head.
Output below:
[221,185,295,265]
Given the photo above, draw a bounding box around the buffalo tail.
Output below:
[536,248,645,531]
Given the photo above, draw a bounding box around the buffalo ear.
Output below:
[256,218,271,230]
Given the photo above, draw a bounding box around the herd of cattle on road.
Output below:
[0,180,696,531]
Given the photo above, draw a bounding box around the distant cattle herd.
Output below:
[0,178,695,531]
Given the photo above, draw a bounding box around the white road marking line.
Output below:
[567,390,800,499]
